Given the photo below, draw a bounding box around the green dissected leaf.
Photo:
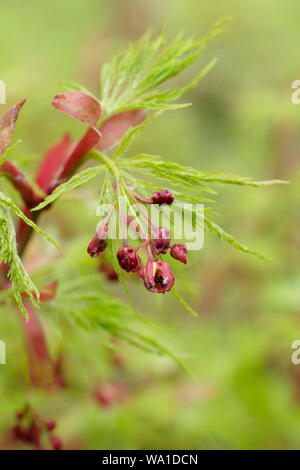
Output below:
[0,193,60,315]
[100,19,230,115]
[205,218,269,261]
[172,288,199,317]
[100,32,164,113]
[0,192,59,249]
[119,156,214,193]
[119,154,286,189]
[49,273,185,367]
[113,111,163,160]
[162,58,217,103]
[0,205,39,316]
[32,165,105,211]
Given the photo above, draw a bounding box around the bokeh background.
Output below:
[1,0,300,450]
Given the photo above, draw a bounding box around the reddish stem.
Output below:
[0,161,43,208]
[115,181,128,246]
[133,193,153,204]
[131,193,157,233]
[48,127,100,190]
[22,303,55,387]
[16,127,101,256]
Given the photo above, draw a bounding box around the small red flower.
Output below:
[170,243,188,264]
[16,410,25,420]
[87,225,108,258]
[94,382,128,407]
[51,435,62,450]
[98,261,118,281]
[151,189,174,205]
[87,236,106,258]
[151,227,171,255]
[45,420,56,431]
[117,246,140,272]
[141,259,175,293]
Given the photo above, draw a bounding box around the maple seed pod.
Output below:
[151,227,171,255]
[117,246,140,273]
[151,189,174,205]
[141,259,175,293]
[170,243,188,264]
[51,435,62,450]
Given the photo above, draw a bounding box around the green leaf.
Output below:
[113,111,163,160]
[119,155,216,193]
[49,273,185,367]
[32,165,105,211]
[100,21,229,115]
[120,154,287,188]
[172,288,199,317]
[0,192,59,249]
[0,205,39,317]
[204,218,269,261]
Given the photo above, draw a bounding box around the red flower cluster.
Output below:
[11,406,62,450]
[94,382,128,407]
[87,189,188,294]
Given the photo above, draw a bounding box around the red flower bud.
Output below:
[151,190,174,205]
[117,246,140,273]
[12,425,24,440]
[16,410,25,420]
[98,261,118,281]
[45,420,56,431]
[87,236,106,258]
[94,382,128,407]
[51,435,62,450]
[170,243,188,264]
[151,227,171,255]
[141,259,175,293]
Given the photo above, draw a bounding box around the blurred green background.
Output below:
[1,0,300,450]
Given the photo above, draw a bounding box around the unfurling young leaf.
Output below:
[99,19,230,115]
